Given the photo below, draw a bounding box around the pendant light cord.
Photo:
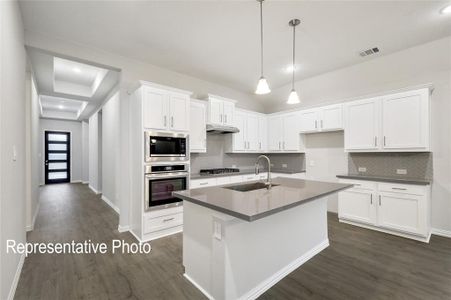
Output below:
[292,23,296,90]
[260,0,264,77]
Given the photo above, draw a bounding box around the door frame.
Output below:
[43,129,73,184]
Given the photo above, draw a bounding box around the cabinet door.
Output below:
[143,88,168,130]
[344,98,380,151]
[189,102,206,152]
[169,93,189,131]
[267,116,282,151]
[282,113,300,151]
[320,104,343,131]
[338,189,376,225]
[377,193,427,236]
[382,89,429,151]
[208,98,223,124]
[246,114,259,151]
[233,111,246,151]
[258,116,267,151]
[223,101,235,126]
[299,109,319,133]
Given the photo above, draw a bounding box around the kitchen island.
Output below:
[173,177,352,300]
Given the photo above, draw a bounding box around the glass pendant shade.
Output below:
[287,89,300,104]
[255,76,271,95]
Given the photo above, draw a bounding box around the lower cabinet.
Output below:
[338,179,431,241]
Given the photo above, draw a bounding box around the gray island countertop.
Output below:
[173,177,352,222]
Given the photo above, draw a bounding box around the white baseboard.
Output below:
[241,239,329,300]
[7,253,25,300]
[432,228,451,238]
[82,181,88,184]
[101,195,119,214]
[70,180,82,183]
[118,224,130,232]
[26,202,40,232]
[184,273,214,300]
[88,185,101,195]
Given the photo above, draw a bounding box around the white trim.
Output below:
[240,239,329,300]
[432,228,451,238]
[184,273,214,300]
[26,202,40,232]
[7,253,25,300]
[70,180,82,183]
[339,219,431,243]
[101,195,119,214]
[88,184,100,195]
[82,181,88,184]
[138,80,193,96]
[118,225,130,232]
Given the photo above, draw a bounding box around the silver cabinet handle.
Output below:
[171,116,174,128]
[320,120,323,129]
[278,141,281,150]
[379,195,381,206]
[259,142,261,149]
[392,187,407,191]
[199,182,208,186]
[374,136,377,147]
[164,116,167,127]
[370,194,373,205]
[315,120,318,129]
[283,141,285,150]
[163,217,175,222]
[225,114,227,124]
[383,136,386,146]
[220,114,223,123]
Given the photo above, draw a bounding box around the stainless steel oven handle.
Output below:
[145,172,189,180]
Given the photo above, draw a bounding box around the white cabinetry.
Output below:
[207,94,236,126]
[344,88,430,152]
[189,100,207,153]
[226,110,266,153]
[299,104,343,133]
[140,82,191,132]
[338,179,431,242]
[267,112,305,152]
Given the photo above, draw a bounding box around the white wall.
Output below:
[102,92,120,209]
[39,119,83,184]
[0,1,27,299]
[88,113,100,193]
[265,37,451,232]
[81,121,89,183]
[25,74,40,230]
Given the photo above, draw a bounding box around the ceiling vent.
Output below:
[359,47,380,57]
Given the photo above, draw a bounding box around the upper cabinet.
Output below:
[190,100,207,153]
[267,111,305,152]
[226,110,265,153]
[140,82,192,132]
[299,104,343,133]
[344,88,430,152]
[207,95,236,126]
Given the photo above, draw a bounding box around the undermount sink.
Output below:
[223,182,280,192]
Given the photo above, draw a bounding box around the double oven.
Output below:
[144,131,189,211]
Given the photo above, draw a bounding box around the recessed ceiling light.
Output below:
[72,67,81,73]
[58,105,64,110]
[440,4,451,14]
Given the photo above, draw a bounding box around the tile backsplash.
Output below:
[190,134,305,173]
[348,152,433,179]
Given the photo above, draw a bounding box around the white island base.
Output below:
[183,197,329,300]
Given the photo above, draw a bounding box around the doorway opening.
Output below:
[45,131,71,184]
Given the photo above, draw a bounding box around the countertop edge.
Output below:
[336,175,431,185]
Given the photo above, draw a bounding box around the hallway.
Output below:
[15,184,451,300]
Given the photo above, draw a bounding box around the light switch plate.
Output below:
[396,169,407,175]
[358,167,367,172]
[231,164,236,168]
[282,164,288,168]
[309,160,315,167]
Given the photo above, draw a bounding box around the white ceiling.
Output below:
[27,47,120,120]
[20,1,451,96]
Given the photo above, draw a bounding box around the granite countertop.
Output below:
[190,169,306,179]
[173,177,352,222]
[336,174,431,185]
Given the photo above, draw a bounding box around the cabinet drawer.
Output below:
[338,179,377,191]
[229,175,244,184]
[242,174,258,181]
[144,213,183,234]
[190,178,217,189]
[216,176,231,185]
[378,183,427,196]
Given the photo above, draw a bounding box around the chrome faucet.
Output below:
[255,155,272,189]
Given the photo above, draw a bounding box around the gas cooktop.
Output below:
[199,168,240,175]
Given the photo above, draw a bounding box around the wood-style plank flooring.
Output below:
[15,183,451,300]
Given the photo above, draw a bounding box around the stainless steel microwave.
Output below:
[144,131,189,163]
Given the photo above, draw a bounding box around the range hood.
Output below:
[206,123,240,134]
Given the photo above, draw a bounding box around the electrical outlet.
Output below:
[396,169,407,175]
[309,160,315,167]
[231,164,236,168]
[282,164,288,168]
[358,167,367,172]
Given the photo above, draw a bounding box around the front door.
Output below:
[45,131,71,184]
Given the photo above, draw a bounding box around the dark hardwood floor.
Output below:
[15,183,451,300]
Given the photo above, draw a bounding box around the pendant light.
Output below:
[287,19,300,104]
[255,0,271,95]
